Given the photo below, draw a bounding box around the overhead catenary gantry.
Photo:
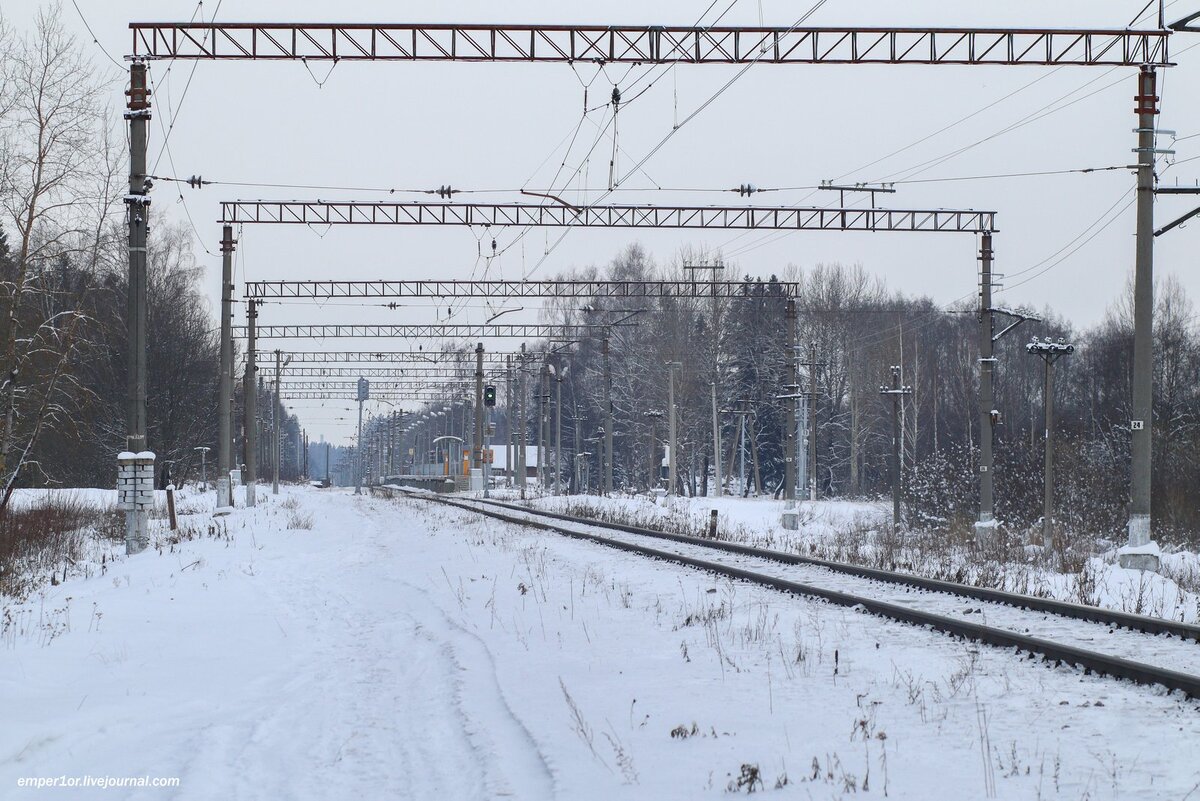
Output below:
[127,16,1171,543]
[244,279,802,300]
[252,350,547,364]
[220,200,995,233]
[233,323,618,340]
[128,22,1169,66]
[280,392,462,402]
[279,367,506,379]
[278,380,471,391]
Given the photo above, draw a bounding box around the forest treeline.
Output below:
[394,243,1199,545]
[0,7,296,509]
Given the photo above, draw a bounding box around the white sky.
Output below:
[7,1,1200,442]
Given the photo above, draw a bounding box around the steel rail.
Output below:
[381,488,1200,697]
[465,495,1200,641]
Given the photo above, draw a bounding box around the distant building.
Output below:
[489,446,541,480]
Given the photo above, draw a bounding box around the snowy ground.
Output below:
[490,489,1200,625]
[2,486,1198,799]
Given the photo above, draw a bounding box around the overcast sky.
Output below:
[7,1,1200,443]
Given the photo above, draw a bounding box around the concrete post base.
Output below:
[974,515,997,547]
[1119,514,1160,572]
[781,501,799,531]
[216,477,231,508]
[245,482,256,507]
[124,510,149,554]
[1118,551,1161,571]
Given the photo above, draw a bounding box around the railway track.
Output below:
[377,486,1200,698]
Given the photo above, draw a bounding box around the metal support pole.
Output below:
[272,350,281,494]
[1027,339,1074,551]
[808,343,819,502]
[1043,358,1056,550]
[217,225,235,508]
[976,232,995,534]
[506,357,513,487]
[517,344,527,495]
[539,363,549,489]
[667,362,680,496]
[123,61,152,554]
[711,383,722,497]
[555,371,563,495]
[243,300,258,506]
[739,408,747,495]
[881,366,912,533]
[1123,65,1160,571]
[602,337,614,494]
[784,300,797,501]
[354,396,364,495]
[474,342,484,473]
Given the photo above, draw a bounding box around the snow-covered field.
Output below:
[2,486,1198,799]
[492,489,1200,625]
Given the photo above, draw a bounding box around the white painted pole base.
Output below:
[781,500,799,531]
[245,482,257,507]
[973,514,997,547]
[124,510,149,554]
[216,476,231,508]
[118,451,155,555]
[1118,514,1160,571]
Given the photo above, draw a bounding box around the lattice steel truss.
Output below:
[221,201,996,233]
[280,391,461,402]
[256,351,533,364]
[129,23,1170,67]
[245,279,800,299]
[233,323,611,339]
[281,367,507,379]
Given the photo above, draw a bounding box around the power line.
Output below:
[150,0,224,176]
[67,0,123,71]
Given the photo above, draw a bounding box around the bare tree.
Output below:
[0,3,106,507]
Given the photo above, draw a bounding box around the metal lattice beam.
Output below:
[279,380,470,391]
[280,391,461,401]
[257,351,530,364]
[233,323,609,339]
[282,367,506,379]
[129,23,1170,67]
[221,201,996,233]
[244,279,801,299]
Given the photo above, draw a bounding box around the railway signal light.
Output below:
[484,385,497,407]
